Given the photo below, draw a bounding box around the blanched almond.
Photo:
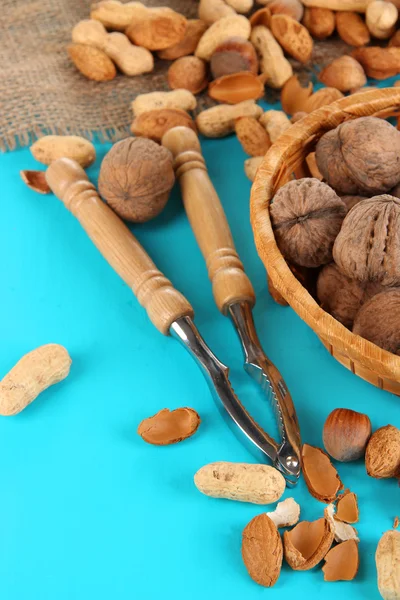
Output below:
[322,540,359,582]
[235,116,271,156]
[302,444,343,503]
[281,75,313,114]
[130,108,197,142]
[242,514,283,586]
[270,14,313,63]
[284,517,334,570]
[319,56,367,92]
[208,71,264,104]
[336,11,370,46]
[302,7,335,39]
[303,87,344,112]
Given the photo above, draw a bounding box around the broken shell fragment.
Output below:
[302,444,343,503]
[284,517,334,570]
[336,491,359,524]
[242,514,283,587]
[137,407,200,445]
[323,539,359,582]
[325,504,359,543]
[281,75,313,115]
[20,170,51,194]
[208,71,264,104]
[266,497,301,528]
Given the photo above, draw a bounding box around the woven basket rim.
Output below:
[250,87,400,382]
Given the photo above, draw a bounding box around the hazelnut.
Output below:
[353,289,400,354]
[333,196,400,286]
[167,56,208,94]
[315,117,400,196]
[270,178,346,268]
[98,138,175,223]
[323,408,372,462]
[365,425,400,478]
[317,263,384,328]
[210,37,258,79]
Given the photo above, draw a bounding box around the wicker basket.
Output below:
[251,88,400,395]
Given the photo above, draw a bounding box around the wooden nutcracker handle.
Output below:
[162,127,255,314]
[45,158,194,335]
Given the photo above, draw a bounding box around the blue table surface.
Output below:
[0,89,399,600]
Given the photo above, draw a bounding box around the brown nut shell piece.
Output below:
[323,407,372,461]
[130,108,197,143]
[210,37,258,79]
[249,7,271,27]
[126,11,187,51]
[303,87,343,112]
[333,196,400,286]
[316,118,400,196]
[235,116,271,156]
[336,11,370,47]
[302,7,335,40]
[284,517,334,570]
[281,75,313,114]
[302,443,343,503]
[137,407,200,445]
[208,72,264,104]
[351,46,400,79]
[319,56,366,92]
[270,14,313,63]
[98,137,175,223]
[167,57,208,94]
[242,514,283,587]
[158,19,208,60]
[365,424,400,478]
[270,178,346,268]
[322,540,359,582]
[20,170,51,194]
[336,491,359,524]
[68,43,116,81]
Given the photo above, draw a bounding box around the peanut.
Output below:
[376,530,400,600]
[244,156,263,181]
[196,99,263,137]
[366,0,398,40]
[194,462,286,504]
[0,345,71,416]
[30,135,96,167]
[225,0,254,14]
[195,15,251,61]
[235,116,271,155]
[250,26,292,88]
[260,109,291,142]
[72,19,108,48]
[90,0,150,30]
[130,108,197,142]
[131,89,197,117]
[302,0,370,10]
[198,0,236,25]
[104,32,153,75]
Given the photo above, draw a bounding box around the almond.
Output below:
[336,11,370,46]
[302,7,335,39]
[319,56,367,92]
[168,56,208,94]
[210,37,258,78]
[242,514,283,587]
[283,518,334,570]
[158,19,208,60]
[322,540,359,582]
[270,14,313,63]
[126,10,187,51]
[130,108,197,142]
[303,87,344,112]
[302,444,343,503]
[365,424,400,478]
[235,116,271,156]
[352,46,400,79]
[249,7,271,27]
[68,43,116,81]
[208,71,264,104]
[281,75,313,114]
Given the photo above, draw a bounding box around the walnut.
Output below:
[353,289,400,354]
[333,195,400,286]
[315,117,400,195]
[317,263,384,328]
[98,138,175,222]
[270,178,346,268]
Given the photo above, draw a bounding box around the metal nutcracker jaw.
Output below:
[170,315,301,486]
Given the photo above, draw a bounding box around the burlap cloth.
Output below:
[1,0,350,152]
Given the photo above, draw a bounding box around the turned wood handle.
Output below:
[45,158,194,335]
[162,127,255,313]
